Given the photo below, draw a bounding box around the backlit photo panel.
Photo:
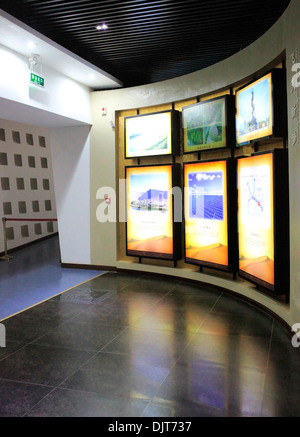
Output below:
[126,164,179,260]
[183,97,226,152]
[124,110,179,158]
[238,153,275,287]
[236,73,273,145]
[236,68,287,146]
[182,95,235,153]
[184,160,229,270]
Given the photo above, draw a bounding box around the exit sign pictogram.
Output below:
[30,73,45,87]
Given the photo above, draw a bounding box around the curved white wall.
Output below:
[89,0,300,328]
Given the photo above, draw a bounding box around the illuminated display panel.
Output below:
[182,95,235,153]
[238,150,290,298]
[124,110,179,159]
[238,153,275,288]
[236,73,273,145]
[184,159,237,272]
[126,164,180,260]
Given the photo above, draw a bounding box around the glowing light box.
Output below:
[237,149,289,298]
[126,164,181,260]
[182,95,235,153]
[124,110,179,159]
[236,69,287,145]
[184,158,238,272]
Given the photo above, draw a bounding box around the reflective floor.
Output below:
[0,241,300,416]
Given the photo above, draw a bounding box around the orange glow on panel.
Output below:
[126,165,173,258]
[238,153,274,286]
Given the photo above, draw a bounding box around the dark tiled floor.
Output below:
[1,267,300,417]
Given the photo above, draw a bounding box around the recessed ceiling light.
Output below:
[95,23,108,30]
[89,74,95,80]
[27,41,37,49]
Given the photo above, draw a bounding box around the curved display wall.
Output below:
[89,0,300,328]
[115,65,289,303]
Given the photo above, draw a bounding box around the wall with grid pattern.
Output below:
[0,118,57,253]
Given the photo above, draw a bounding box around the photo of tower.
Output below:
[236,73,272,144]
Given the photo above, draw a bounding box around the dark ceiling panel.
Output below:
[0,0,290,88]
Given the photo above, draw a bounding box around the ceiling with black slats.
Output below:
[0,0,291,88]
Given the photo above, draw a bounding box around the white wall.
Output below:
[0,39,93,263]
[89,0,300,327]
[49,126,91,265]
[0,43,92,126]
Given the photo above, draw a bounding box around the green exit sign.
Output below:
[30,73,44,87]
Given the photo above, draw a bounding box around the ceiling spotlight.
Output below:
[27,41,37,49]
[96,23,108,30]
[89,74,95,80]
